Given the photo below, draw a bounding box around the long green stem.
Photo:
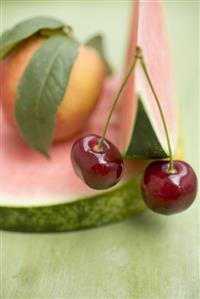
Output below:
[97,48,140,149]
[97,46,174,173]
[138,48,174,172]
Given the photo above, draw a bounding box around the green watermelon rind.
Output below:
[124,97,168,159]
[0,176,146,232]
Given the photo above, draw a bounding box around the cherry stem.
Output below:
[137,47,174,173]
[97,46,174,173]
[97,48,140,150]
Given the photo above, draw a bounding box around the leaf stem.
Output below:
[97,48,140,150]
[138,47,174,173]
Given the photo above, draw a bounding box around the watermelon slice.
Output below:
[118,0,177,159]
[0,77,146,232]
[0,0,182,232]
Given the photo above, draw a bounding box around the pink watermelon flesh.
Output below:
[119,0,177,155]
[1,75,145,207]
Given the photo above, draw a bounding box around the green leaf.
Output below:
[15,35,79,156]
[0,16,73,59]
[85,35,113,75]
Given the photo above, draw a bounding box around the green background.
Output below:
[1,1,199,298]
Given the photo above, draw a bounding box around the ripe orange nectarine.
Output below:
[1,35,105,142]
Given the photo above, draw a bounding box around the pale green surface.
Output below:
[1,1,199,298]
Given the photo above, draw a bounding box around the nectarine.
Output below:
[1,35,105,142]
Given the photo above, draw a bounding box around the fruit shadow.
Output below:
[126,210,168,234]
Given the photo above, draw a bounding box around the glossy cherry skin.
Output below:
[71,134,124,189]
[141,160,198,215]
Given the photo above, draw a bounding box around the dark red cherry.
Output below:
[141,160,198,215]
[71,134,123,189]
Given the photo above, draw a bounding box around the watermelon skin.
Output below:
[0,177,145,232]
[125,98,168,159]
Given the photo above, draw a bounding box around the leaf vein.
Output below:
[35,39,67,118]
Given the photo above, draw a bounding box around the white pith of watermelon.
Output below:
[118,0,177,158]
